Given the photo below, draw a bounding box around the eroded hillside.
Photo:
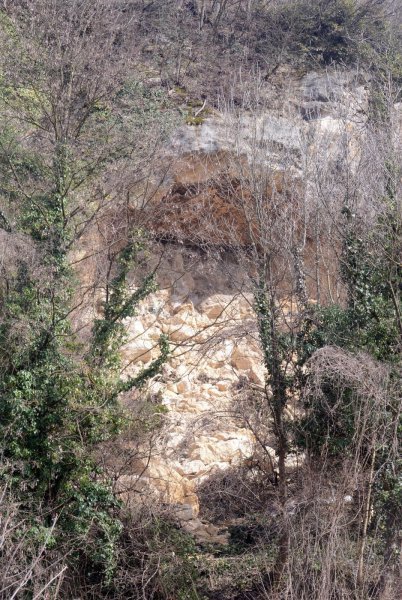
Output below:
[1,2,401,599]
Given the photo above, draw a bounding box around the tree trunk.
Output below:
[357,447,376,592]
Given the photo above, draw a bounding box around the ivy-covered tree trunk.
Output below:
[0,1,171,591]
[255,270,290,584]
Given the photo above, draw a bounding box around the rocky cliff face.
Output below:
[144,69,368,265]
[105,69,372,542]
[117,245,261,542]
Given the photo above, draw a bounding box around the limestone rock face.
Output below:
[115,68,373,542]
[117,245,259,539]
[144,68,369,250]
[166,70,368,168]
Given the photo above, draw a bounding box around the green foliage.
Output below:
[254,283,290,396]
[150,519,200,600]
[0,216,170,580]
[103,516,201,599]
[61,477,123,581]
[92,232,157,371]
[90,229,170,397]
[0,252,125,574]
[297,278,399,457]
[293,170,401,575]
[0,19,171,591]
[297,379,357,456]
[342,239,399,360]
[371,456,402,543]
[341,170,401,361]
[297,305,351,362]
[185,114,205,126]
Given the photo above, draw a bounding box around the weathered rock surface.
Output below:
[116,246,258,541]
[114,69,373,542]
[145,69,369,251]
